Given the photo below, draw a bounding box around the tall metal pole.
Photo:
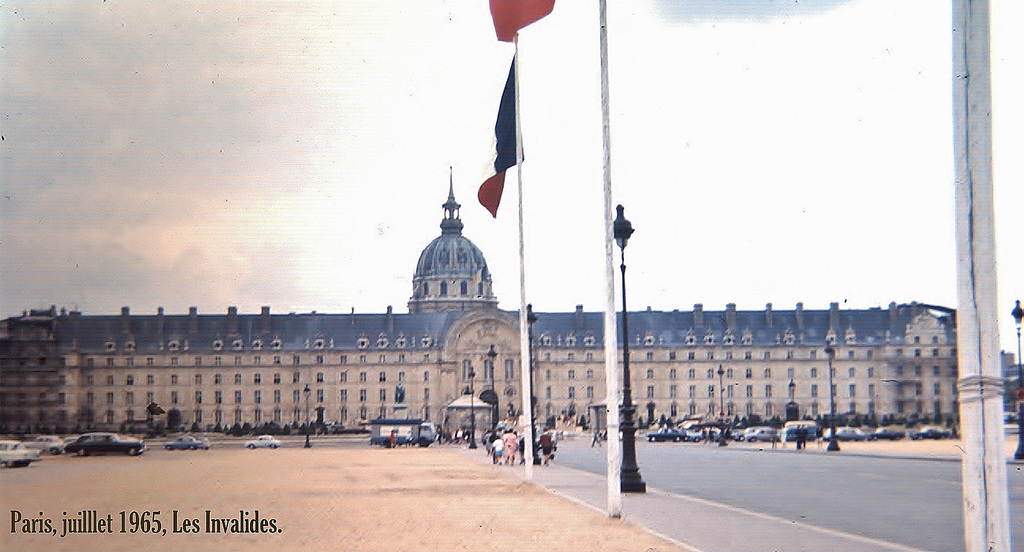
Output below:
[303,384,311,448]
[1013,301,1023,460]
[825,345,839,452]
[468,367,477,449]
[952,1,1010,549]
[527,305,541,465]
[598,0,623,517]
[615,205,645,493]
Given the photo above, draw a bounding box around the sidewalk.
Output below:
[463,435,1022,552]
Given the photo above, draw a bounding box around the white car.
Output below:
[22,435,66,455]
[244,435,281,449]
[1,440,41,467]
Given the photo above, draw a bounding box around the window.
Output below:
[274,390,281,403]
[669,368,677,380]
[360,372,367,383]
[254,390,261,404]
[215,391,223,404]
[317,372,325,383]
[171,375,179,385]
[214,374,222,385]
[645,369,654,379]
[340,371,348,383]
[359,389,367,402]
[295,389,302,403]
[688,369,696,379]
[645,386,653,398]
[293,372,301,383]
[274,373,281,384]
[707,385,715,398]
[235,391,242,403]
[194,391,201,404]
[745,368,752,379]
[810,368,818,378]
[848,367,855,378]
[379,371,387,383]
[765,385,772,398]
[867,367,874,378]
[126,374,135,385]
[254,374,261,384]
[316,355,324,365]
[763,368,771,378]
[745,385,753,398]
[317,389,324,403]
[848,384,856,398]
[234,374,242,385]
[340,390,348,402]
[568,369,576,380]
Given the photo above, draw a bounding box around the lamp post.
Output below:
[824,344,839,452]
[527,304,541,465]
[717,365,728,446]
[614,204,646,493]
[486,344,498,432]
[468,364,477,449]
[303,384,311,448]
[1012,300,1024,460]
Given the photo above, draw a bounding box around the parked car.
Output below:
[163,435,211,450]
[0,440,41,467]
[646,427,684,442]
[245,435,281,449]
[834,427,869,441]
[870,427,906,441]
[743,427,779,443]
[22,435,66,455]
[909,426,953,440]
[64,432,146,456]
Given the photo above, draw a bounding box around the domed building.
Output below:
[408,184,497,313]
[0,185,965,437]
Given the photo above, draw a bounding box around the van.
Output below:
[781,421,818,442]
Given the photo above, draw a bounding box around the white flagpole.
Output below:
[598,0,622,518]
[951,1,1010,550]
[514,36,536,480]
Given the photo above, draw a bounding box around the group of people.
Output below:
[483,429,556,466]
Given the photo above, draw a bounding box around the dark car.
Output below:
[163,436,210,450]
[871,427,906,441]
[65,432,146,456]
[908,426,952,440]
[646,427,684,442]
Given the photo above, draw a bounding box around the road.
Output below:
[554,438,1024,552]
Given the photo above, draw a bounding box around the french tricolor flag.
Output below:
[478,0,555,218]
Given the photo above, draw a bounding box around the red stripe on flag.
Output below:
[478,171,507,218]
[489,0,555,42]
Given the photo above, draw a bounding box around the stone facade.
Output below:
[0,191,962,434]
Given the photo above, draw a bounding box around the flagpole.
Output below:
[514,35,536,480]
[598,0,622,519]
[951,1,1010,550]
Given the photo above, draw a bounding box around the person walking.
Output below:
[502,430,518,465]
[491,434,504,464]
[539,430,554,465]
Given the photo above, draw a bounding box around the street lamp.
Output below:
[717,365,728,446]
[486,344,498,432]
[303,384,312,448]
[824,344,839,452]
[468,363,477,449]
[1012,300,1024,460]
[527,304,541,465]
[614,204,646,493]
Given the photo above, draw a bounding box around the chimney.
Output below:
[726,303,737,330]
[829,302,840,331]
[693,303,704,327]
[261,306,271,333]
[765,303,774,326]
[121,306,131,334]
[386,305,395,333]
[575,305,585,332]
[227,306,239,335]
[157,307,165,335]
[888,302,898,328]
[795,302,804,330]
[188,307,199,336]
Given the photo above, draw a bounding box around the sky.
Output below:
[1,1,1022,352]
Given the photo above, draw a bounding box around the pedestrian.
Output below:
[389,429,397,448]
[539,430,554,465]
[797,427,807,450]
[502,430,518,465]
[491,434,504,464]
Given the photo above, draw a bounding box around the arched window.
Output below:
[460,281,468,295]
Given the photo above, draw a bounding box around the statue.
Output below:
[395,382,406,405]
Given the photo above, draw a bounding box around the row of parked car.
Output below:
[0,433,287,466]
[646,423,955,444]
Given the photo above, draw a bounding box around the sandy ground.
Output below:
[0,442,677,552]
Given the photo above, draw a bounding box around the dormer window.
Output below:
[844,328,857,345]
[643,333,655,346]
[105,341,116,352]
[232,339,244,351]
[357,337,370,349]
[212,339,224,351]
[271,338,282,351]
[783,330,796,345]
[168,340,180,352]
[723,331,735,346]
[421,335,433,347]
[703,332,715,345]
[540,334,552,346]
[396,335,407,349]
[583,334,596,347]
[376,334,388,349]
[741,332,753,346]
[565,333,577,347]
[124,341,136,352]
[252,339,263,350]
[685,335,697,346]
[313,338,326,350]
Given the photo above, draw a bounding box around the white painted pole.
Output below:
[598,0,622,518]
[951,1,1010,550]
[513,36,535,480]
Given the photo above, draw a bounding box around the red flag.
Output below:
[489,0,555,42]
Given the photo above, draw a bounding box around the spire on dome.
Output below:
[441,167,464,235]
